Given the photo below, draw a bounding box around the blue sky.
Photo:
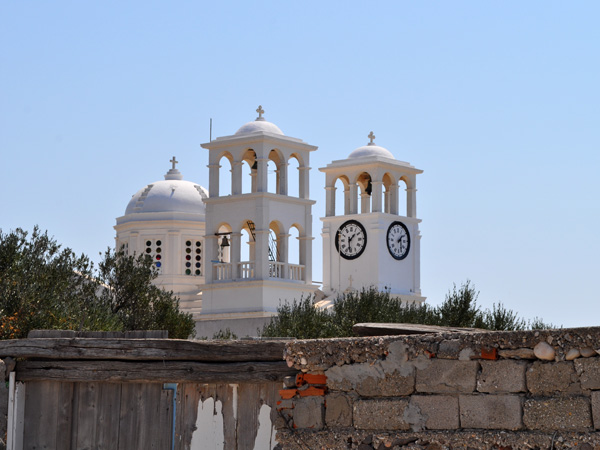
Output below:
[2,1,599,327]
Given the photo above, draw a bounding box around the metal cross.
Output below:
[368,131,376,144]
[256,105,265,119]
[170,156,178,169]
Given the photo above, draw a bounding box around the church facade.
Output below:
[115,107,423,337]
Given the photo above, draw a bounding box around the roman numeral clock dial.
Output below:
[387,221,410,260]
[335,220,367,260]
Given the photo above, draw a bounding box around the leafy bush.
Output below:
[261,282,558,339]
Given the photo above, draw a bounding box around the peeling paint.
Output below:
[253,404,277,450]
[190,397,224,450]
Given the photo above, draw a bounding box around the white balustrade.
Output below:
[238,261,255,279]
[269,261,285,279]
[288,264,304,281]
[214,263,232,281]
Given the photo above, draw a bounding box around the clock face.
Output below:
[387,221,410,260]
[335,220,367,260]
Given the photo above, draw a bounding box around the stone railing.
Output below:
[275,327,600,450]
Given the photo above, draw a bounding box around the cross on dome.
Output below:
[170,156,179,169]
[256,105,265,121]
[368,131,376,145]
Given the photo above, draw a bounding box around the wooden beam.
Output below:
[352,323,486,336]
[0,338,287,362]
[15,360,297,383]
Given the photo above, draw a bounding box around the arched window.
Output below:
[288,155,300,197]
[357,172,372,213]
[218,153,233,197]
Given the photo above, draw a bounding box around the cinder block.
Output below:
[293,396,324,429]
[355,369,415,397]
[409,395,459,430]
[416,360,479,394]
[575,358,600,390]
[526,361,581,395]
[591,391,600,430]
[325,393,353,427]
[478,360,527,393]
[459,395,523,430]
[353,399,410,430]
[523,397,592,431]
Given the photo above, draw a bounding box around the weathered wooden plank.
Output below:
[95,383,122,450]
[178,383,204,449]
[157,388,174,450]
[117,383,143,450]
[55,382,74,450]
[28,330,169,339]
[75,382,100,450]
[352,322,486,336]
[0,338,287,362]
[23,380,59,449]
[16,360,297,383]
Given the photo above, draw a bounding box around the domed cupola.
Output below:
[121,157,208,220]
[348,131,395,159]
[234,105,284,136]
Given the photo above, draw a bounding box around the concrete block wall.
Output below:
[275,327,600,449]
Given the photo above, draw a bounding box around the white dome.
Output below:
[235,119,284,136]
[348,144,395,159]
[124,167,208,216]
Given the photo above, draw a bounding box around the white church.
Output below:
[115,107,424,337]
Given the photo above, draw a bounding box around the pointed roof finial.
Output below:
[368,131,376,145]
[256,105,265,121]
[170,156,179,169]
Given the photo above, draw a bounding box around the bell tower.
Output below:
[320,132,425,303]
[199,106,319,330]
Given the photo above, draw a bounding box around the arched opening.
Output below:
[241,149,256,194]
[269,220,284,278]
[267,159,278,194]
[239,221,255,279]
[288,155,300,197]
[334,176,349,216]
[357,172,372,214]
[218,153,233,197]
[214,223,232,281]
[268,149,284,195]
[288,224,303,281]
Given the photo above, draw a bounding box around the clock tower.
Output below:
[320,132,424,303]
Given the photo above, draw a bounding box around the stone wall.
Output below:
[275,327,600,449]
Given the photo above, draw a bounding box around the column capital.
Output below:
[207,164,221,169]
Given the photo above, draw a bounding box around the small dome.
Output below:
[235,120,284,136]
[234,104,284,136]
[348,131,395,159]
[348,144,395,159]
[124,164,208,216]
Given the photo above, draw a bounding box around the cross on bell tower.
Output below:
[256,105,265,121]
[368,131,376,145]
[170,156,179,169]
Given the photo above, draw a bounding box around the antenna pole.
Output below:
[210,118,212,142]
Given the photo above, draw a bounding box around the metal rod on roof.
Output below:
[210,118,212,142]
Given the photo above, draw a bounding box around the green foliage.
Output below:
[212,328,238,340]
[261,282,558,339]
[0,227,195,339]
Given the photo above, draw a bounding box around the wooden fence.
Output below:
[0,331,294,450]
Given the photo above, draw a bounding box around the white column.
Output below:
[167,230,179,276]
[204,235,219,283]
[371,181,383,213]
[256,158,268,193]
[299,166,310,199]
[230,232,241,279]
[279,162,289,195]
[232,161,243,195]
[254,229,269,279]
[407,187,417,218]
[360,193,370,214]
[344,186,351,215]
[384,189,391,214]
[349,184,358,214]
[298,236,313,284]
[325,186,336,217]
[208,163,220,197]
[390,184,399,215]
